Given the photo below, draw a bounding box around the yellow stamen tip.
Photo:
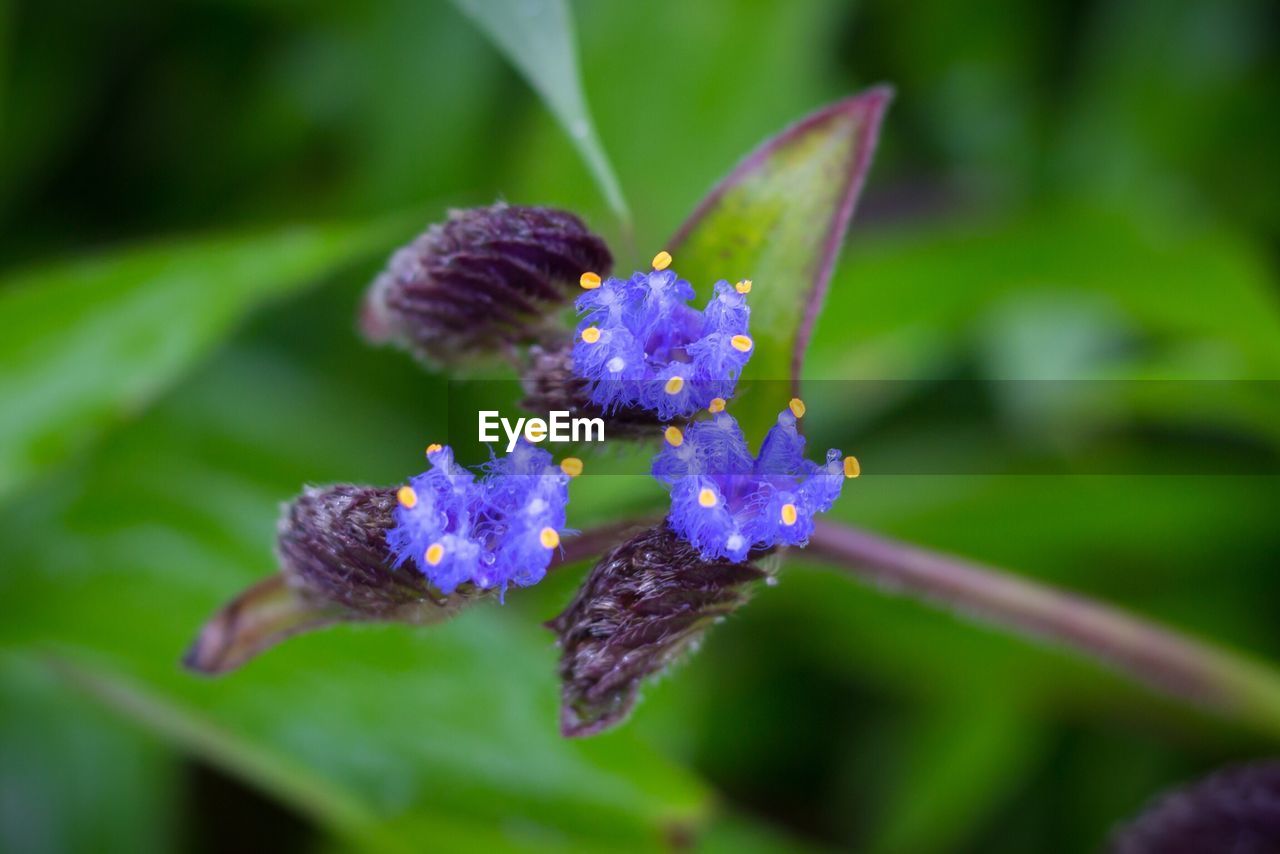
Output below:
[580,271,602,290]
[698,488,717,508]
[843,456,861,478]
[731,334,753,353]
[735,279,752,294]
[708,397,726,413]
[789,398,806,418]
[560,457,583,477]
[426,443,443,455]
[425,543,444,566]
[664,375,685,395]
[581,326,601,344]
[539,527,560,549]
[652,250,672,271]
[664,426,684,447]
[781,503,798,526]
[396,486,418,508]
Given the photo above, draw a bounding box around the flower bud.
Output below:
[277,484,491,619]
[186,484,493,675]
[361,203,613,365]
[547,524,767,737]
[1110,761,1280,853]
[520,341,661,438]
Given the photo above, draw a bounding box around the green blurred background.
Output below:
[2,0,1279,851]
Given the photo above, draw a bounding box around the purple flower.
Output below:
[572,253,754,420]
[387,442,570,594]
[652,405,858,562]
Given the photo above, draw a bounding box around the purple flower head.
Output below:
[652,404,858,562]
[387,442,570,594]
[572,253,754,420]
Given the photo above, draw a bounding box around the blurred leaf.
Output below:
[0,342,710,851]
[1054,0,1279,232]
[803,207,1280,449]
[0,218,405,504]
[811,207,1280,377]
[0,653,179,854]
[449,0,630,227]
[867,691,1044,854]
[669,90,891,436]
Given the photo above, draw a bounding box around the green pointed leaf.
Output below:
[0,218,405,504]
[668,89,891,435]
[450,0,630,226]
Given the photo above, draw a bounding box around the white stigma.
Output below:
[606,356,625,373]
[726,534,745,552]
[527,498,547,515]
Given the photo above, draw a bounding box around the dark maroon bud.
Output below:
[183,485,491,676]
[361,203,613,365]
[277,485,424,615]
[1110,761,1280,854]
[547,524,768,737]
[520,341,660,438]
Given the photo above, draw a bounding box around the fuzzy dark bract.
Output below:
[361,203,613,364]
[277,484,484,618]
[548,524,766,737]
[1110,761,1280,854]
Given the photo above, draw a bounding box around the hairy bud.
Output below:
[520,342,660,438]
[361,203,613,364]
[1110,761,1280,854]
[186,484,493,675]
[278,484,489,619]
[547,524,767,737]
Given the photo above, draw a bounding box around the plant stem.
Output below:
[806,519,1280,739]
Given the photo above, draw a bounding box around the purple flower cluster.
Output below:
[572,256,754,420]
[652,407,855,562]
[387,443,569,594]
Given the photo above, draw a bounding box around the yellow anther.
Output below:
[581,326,602,344]
[560,457,584,477]
[708,397,726,413]
[789,398,806,418]
[781,503,798,526]
[698,488,717,508]
[539,527,561,549]
[731,334,753,353]
[396,486,418,509]
[735,280,752,294]
[580,271,602,289]
[664,375,685,395]
[843,456,861,478]
[652,250,672,271]
[425,543,444,566]
[426,443,443,455]
[664,425,684,447]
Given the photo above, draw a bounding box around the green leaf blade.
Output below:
[0,219,403,504]
[450,0,630,226]
[669,88,891,435]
